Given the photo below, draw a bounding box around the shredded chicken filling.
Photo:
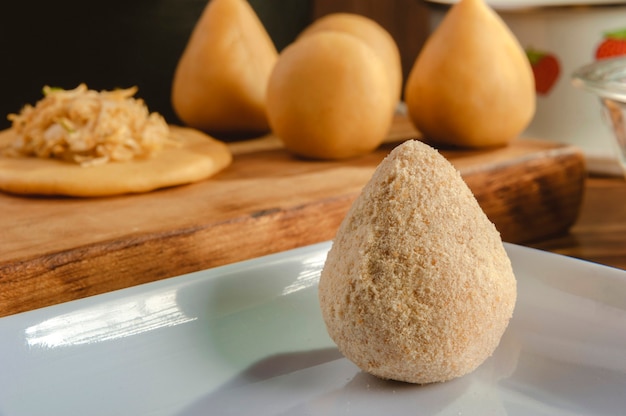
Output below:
[3,84,174,167]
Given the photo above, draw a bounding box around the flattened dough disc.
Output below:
[0,126,232,197]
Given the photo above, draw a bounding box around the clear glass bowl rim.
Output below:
[572,56,626,102]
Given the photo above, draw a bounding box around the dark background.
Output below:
[0,0,312,130]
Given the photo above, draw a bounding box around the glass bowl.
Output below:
[572,57,626,178]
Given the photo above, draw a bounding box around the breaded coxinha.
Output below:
[318,139,517,384]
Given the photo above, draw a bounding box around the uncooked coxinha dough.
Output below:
[318,139,517,384]
[298,13,403,105]
[0,126,232,197]
[0,84,232,197]
[404,0,535,148]
[171,0,278,137]
[266,31,395,160]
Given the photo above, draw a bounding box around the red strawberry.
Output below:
[526,49,560,96]
[595,28,626,60]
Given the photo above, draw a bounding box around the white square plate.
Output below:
[1,242,625,415]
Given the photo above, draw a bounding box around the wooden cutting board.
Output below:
[0,114,586,316]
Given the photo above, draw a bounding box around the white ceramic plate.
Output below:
[1,242,625,415]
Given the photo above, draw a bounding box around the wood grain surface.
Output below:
[530,176,626,270]
[0,115,587,316]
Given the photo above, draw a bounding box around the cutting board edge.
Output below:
[0,192,358,317]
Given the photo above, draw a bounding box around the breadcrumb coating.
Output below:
[318,139,516,384]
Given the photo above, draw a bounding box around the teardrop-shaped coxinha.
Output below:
[319,139,517,384]
[405,0,535,148]
[171,0,278,138]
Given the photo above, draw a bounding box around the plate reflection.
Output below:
[24,289,197,348]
